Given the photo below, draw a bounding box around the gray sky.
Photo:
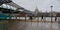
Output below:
[12,0,60,12]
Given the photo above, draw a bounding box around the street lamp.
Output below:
[50,5,53,22]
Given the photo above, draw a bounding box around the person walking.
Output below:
[30,16,32,21]
[55,16,57,21]
[41,15,43,21]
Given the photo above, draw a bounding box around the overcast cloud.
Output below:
[12,0,60,12]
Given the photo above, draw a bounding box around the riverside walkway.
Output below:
[0,19,59,30]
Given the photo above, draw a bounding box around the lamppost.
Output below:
[50,5,53,22]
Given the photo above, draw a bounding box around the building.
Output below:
[34,6,39,16]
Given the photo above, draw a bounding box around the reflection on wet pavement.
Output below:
[7,21,58,30]
[25,22,58,30]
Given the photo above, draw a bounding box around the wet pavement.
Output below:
[0,20,59,30]
[24,22,58,30]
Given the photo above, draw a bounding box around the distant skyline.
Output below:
[12,0,60,12]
